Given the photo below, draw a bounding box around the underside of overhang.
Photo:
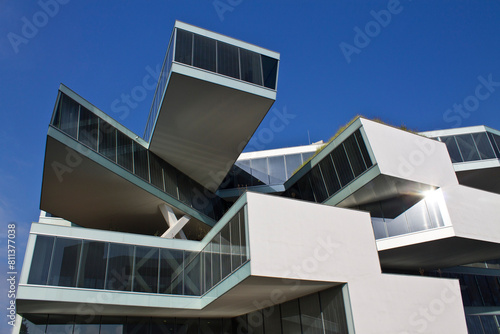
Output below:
[378,236,500,271]
[456,166,500,194]
[40,136,211,239]
[149,72,275,191]
[17,276,338,318]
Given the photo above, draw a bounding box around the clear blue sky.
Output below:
[1,1,499,330]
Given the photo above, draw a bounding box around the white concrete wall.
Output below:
[361,119,458,188]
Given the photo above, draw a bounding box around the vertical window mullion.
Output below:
[45,237,57,285]
[103,243,110,289]
[329,154,342,193]
[453,136,465,162]
[353,131,368,170]
[470,133,482,160]
[75,240,84,288]
[342,143,356,180]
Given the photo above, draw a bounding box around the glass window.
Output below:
[151,317,176,334]
[20,314,47,334]
[56,93,79,139]
[200,318,222,334]
[100,316,126,334]
[220,225,232,279]
[175,29,193,65]
[116,130,133,172]
[302,151,315,163]
[261,55,278,89]
[48,238,82,287]
[217,41,239,79]
[355,130,373,168]
[230,214,242,271]
[263,306,282,334]
[319,154,341,197]
[268,156,286,184]
[77,241,108,289]
[320,286,349,334]
[487,132,500,158]
[240,48,263,86]
[240,211,248,263]
[149,152,165,191]
[385,217,409,237]
[247,310,264,334]
[473,132,496,160]
[159,248,184,294]
[299,293,323,334]
[297,175,316,202]
[28,235,55,285]
[176,318,200,334]
[126,317,150,334]
[343,133,366,176]
[98,119,116,163]
[372,218,388,239]
[281,299,302,333]
[331,144,354,187]
[250,158,270,184]
[285,154,303,180]
[177,172,194,206]
[479,316,498,333]
[441,136,463,163]
[45,314,75,334]
[406,200,433,232]
[309,165,328,203]
[193,34,216,72]
[184,252,201,296]
[78,107,98,150]
[133,246,159,293]
[73,315,101,334]
[133,142,149,181]
[202,244,212,293]
[456,134,480,162]
[163,163,179,199]
[425,197,445,228]
[211,234,221,286]
[105,243,134,291]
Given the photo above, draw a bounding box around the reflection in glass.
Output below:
[240,48,263,86]
[48,238,81,287]
[473,132,496,160]
[133,246,159,293]
[456,134,480,162]
[78,107,98,150]
[217,41,240,79]
[331,144,354,187]
[441,136,463,163]
[193,34,216,72]
[78,241,108,289]
[175,29,193,65]
[105,243,133,291]
[28,236,54,285]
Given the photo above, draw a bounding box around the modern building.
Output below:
[14,21,500,333]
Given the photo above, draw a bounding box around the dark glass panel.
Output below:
[465,316,484,334]
[73,314,101,334]
[57,93,79,139]
[176,318,200,334]
[297,174,316,202]
[487,132,500,158]
[217,41,239,79]
[116,130,133,172]
[202,244,212,293]
[159,248,184,294]
[240,211,248,263]
[133,246,159,293]
[462,274,483,307]
[98,119,117,162]
[486,276,500,306]
[268,156,286,184]
[263,306,282,334]
[45,314,75,334]
[163,163,179,199]
[77,240,108,289]
[441,136,463,163]
[193,34,216,72]
[28,235,55,285]
[354,130,373,168]
[261,55,278,89]
[281,299,302,333]
[299,293,323,334]
[20,314,47,334]
[211,234,221,286]
[240,48,263,86]
[133,142,150,181]
[220,225,232,279]
[177,172,194,206]
[125,317,150,334]
[331,144,354,187]
[78,107,99,150]
[344,133,366,176]
[285,153,303,180]
[320,286,349,334]
[233,316,248,334]
[473,132,496,159]
[149,152,165,191]
[230,214,242,271]
[286,184,302,200]
[319,154,341,197]
[309,165,328,203]
[100,316,126,334]
[48,238,81,287]
[175,29,193,65]
[184,251,201,296]
[250,158,270,184]
[479,316,498,333]
[105,243,134,291]
[247,310,264,334]
[151,317,176,334]
[222,318,233,333]
[456,134,480,162]
[200,318,222,334]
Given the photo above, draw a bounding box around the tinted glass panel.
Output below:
[300,293,323,334]
[175,29,193,65]
[355,130,373,168]
[456,134,480,161]
[200,318,222,334]
[240,212,248,263]
[240,48,263,85]
[487,132,500,158]
[116,131,133,172]
[344,133,366,176]
[217,41,239,79]
[159,248,184,295]
[28,235,54,285]
[149,152,164,191]
[133,246,159,293]
[331,144,354,186]
[473,132,496,159]
[309,165,328,202]
[320,286,349,334]
[105,243,133,291]
[48,238,81,287]
[442,136,463,163]
[261,55,278,89]
[319,154,341,196]
[220,225,232,279]
[297,175,315,202]
[177,172,194,206]
[263,306,282,334]
[211,234,221,285]
[202,244,212,293]
[133,143,149,181]
[285,154,303,179]
[193,34,216,72]
[77,241,108,289]
[268,156,286,184]
[98,119,116,162]
[163,163,178,199]
[230,214,242,271]
[247,310,264,334]
[184,252,201,296]
[78,107,98,150]
[281,299,302,333]
[57,93,79,139]
[251,158,269,184]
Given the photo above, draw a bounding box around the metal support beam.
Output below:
[159,204,190,239]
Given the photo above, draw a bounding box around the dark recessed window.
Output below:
[240,49,263,86]
[175,29,193,65]
[217,41,240,79]
[193,34,216,72]
[441,136,463,163]
[261,55,278,89]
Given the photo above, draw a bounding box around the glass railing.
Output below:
[434,131,500,164]
[51,92,228,221]
[27,208,247,297]
[372,194,446,240]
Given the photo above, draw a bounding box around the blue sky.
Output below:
[1,1,500,330]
